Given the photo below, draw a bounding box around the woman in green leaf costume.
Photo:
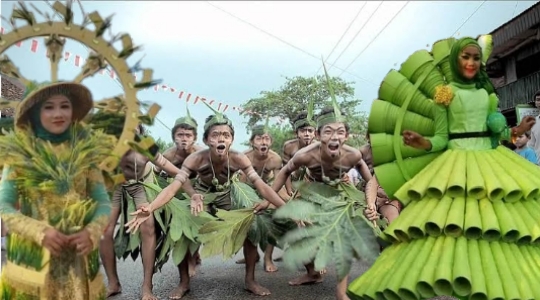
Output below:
[0,82,113,300]
[348,36,539,300]
[126,107,287,298]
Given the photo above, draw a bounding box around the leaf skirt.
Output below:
[348,146,540,300]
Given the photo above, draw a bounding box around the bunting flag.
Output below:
[3,30,288,124]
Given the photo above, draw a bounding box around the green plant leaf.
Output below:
[230,180,261,209]
[198,208,255,259]
[273,183,380,280]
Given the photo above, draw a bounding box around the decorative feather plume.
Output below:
[477,34,493,65]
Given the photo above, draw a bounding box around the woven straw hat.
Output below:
[15,82,93,128]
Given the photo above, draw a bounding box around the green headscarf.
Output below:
[29,101,72,143]
[449,37,495,94]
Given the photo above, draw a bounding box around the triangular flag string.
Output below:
[0,26,285,124]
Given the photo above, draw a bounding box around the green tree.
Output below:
[241,75,368,148]
[242,123,295,155]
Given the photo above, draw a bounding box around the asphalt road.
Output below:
[107,248,457,300]
[1,248,456,300]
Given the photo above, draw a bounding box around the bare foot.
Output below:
[264,259,278,272]
[319,268,327,275]
[288,273,324,286]
[106,283,122,298]
[245,280,271,296]
[236,254,260,264]
[141,291,158,300]
[168,284,190,299]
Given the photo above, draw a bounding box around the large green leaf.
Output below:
[273,182,380,280]
[230,179,293,248]
[230,180,261,209]
[249,210,294,249]
[198,209,255,259]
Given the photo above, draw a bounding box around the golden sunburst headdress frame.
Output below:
[0,0,162,173]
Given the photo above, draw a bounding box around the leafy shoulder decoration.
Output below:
[273,181,380,280]
[0,125,114,195]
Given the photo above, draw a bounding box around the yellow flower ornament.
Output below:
[434,85,454,106]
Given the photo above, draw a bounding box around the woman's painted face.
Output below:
[39,95,73,134]
[458,45,481,80]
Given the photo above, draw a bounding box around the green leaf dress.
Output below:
[348,37,540,300]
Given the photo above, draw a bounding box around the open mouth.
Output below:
[260,146,268,152]
[216,144,226,154]
[328,143,339,152]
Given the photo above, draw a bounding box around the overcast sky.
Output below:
[1,1,537,150]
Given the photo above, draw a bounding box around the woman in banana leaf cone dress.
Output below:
[0,82,113,300]
[126,113,287,297]
[348,36,539,300]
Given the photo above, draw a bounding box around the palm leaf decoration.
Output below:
[197,175,291,259]
[114,174,215,271]
[273,181,380,280]
[199,208,256,259]
[0,117,14,135]
[0,125,113,195]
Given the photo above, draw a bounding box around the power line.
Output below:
[204,1,378,86]
[511,1,519,18]
[315,1,367,75]
[451,1,487,37]
[328,1,384,72]
[339,1,410,77]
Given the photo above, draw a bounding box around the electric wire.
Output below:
[451,0,487,37]
[511,1,519,18]
[204,1,378,86]
[338,1,410,77]
[328,1,384,72]
[315,1,367,75]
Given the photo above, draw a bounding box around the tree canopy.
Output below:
[241,75,368,148]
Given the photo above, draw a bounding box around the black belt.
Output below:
[448,131,491,140]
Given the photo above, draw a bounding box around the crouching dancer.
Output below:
[126,112,286,298]
[267,106,374,300]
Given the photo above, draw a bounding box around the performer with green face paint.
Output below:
[126,108,287,298]
[349,36,538,300]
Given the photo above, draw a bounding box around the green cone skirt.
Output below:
[348,146,540,300]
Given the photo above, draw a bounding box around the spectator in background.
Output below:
[515,131,538,164]
[527,90,540,163]
[348,168,360,186]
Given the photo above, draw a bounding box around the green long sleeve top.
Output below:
[427,82,511,152]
